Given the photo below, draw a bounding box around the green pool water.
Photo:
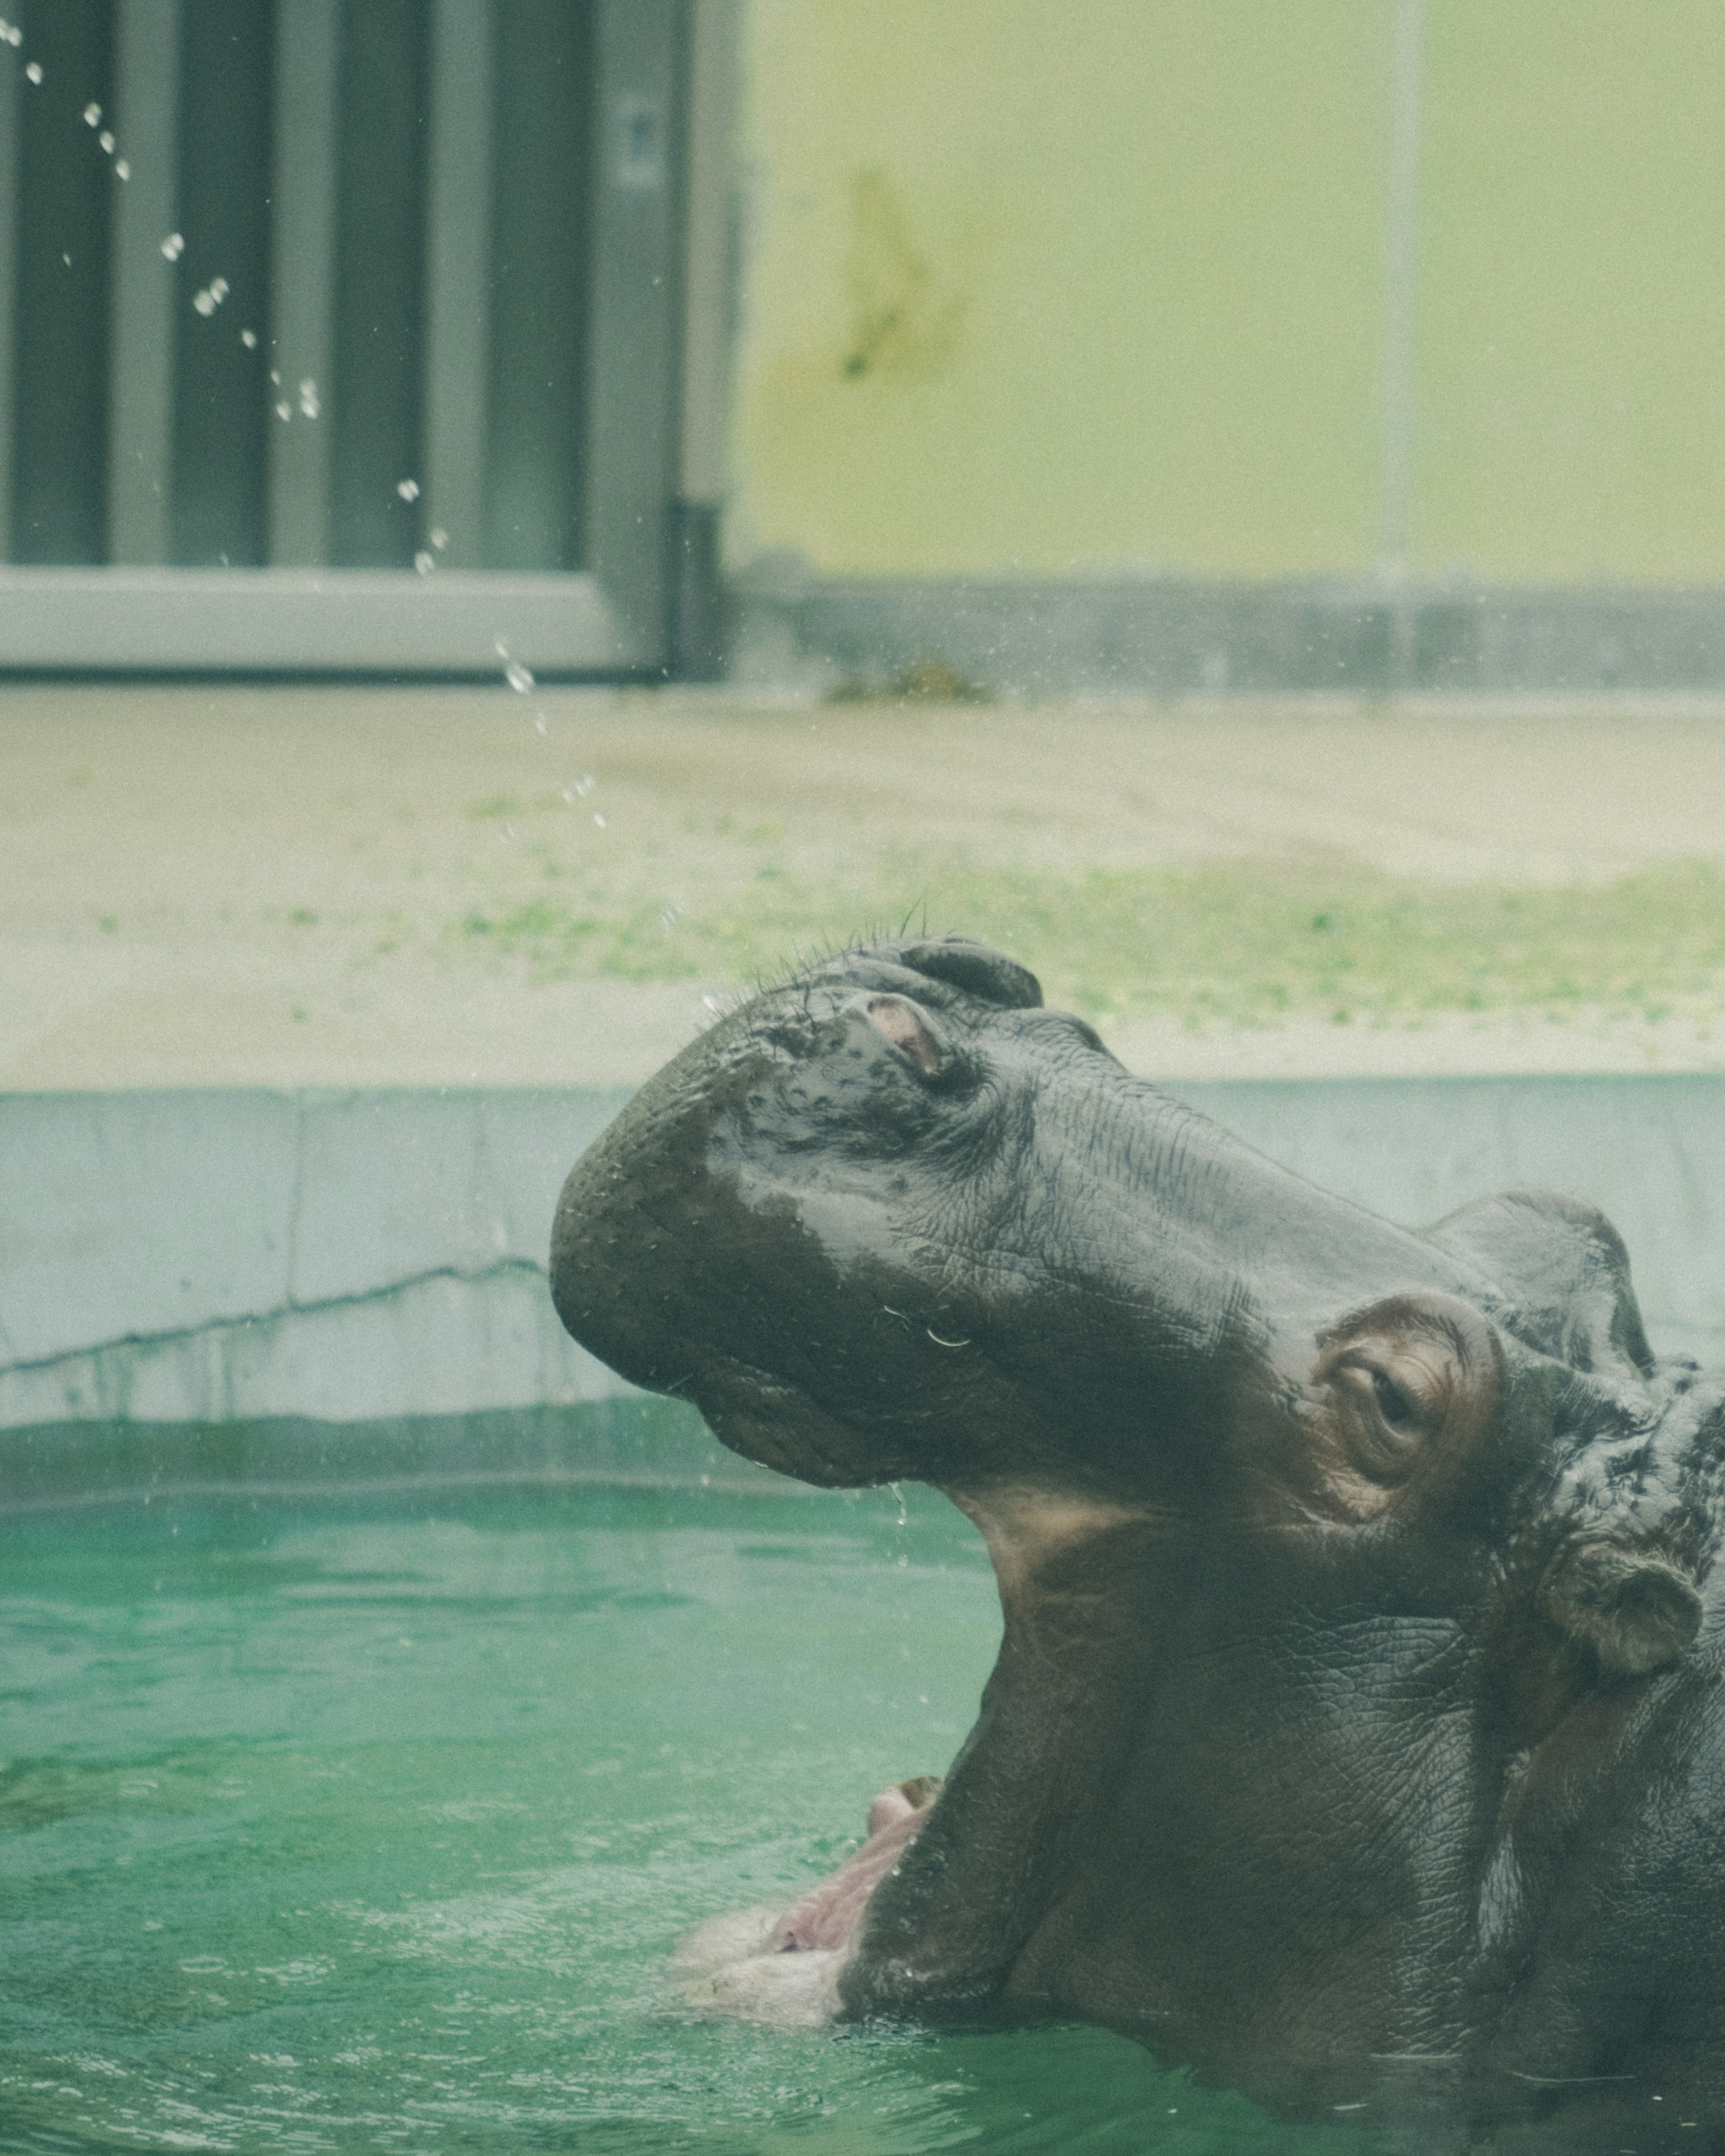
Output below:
[0,1426,1382,2155]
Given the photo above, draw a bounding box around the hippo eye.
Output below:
[1325,1353,1434,1483]
[1370,1368,1418,1434]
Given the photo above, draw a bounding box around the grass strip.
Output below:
[449,858,1725,1033]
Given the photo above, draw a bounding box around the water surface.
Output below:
[0,1454,1380,2152]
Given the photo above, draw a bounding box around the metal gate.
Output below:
[0,0,726,673]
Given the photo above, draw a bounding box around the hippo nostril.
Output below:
[864,994,949,1075]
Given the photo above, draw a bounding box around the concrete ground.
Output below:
[5,683,1725,1089]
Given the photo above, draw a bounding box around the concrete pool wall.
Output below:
[4,1074,1725,1480]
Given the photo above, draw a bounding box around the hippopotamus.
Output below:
[550,935,1725,2149]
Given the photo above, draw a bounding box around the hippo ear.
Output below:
[1312,1291,1504,1514]
[1538,1538,1703,1678]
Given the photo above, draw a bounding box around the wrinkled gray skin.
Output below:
[552,936,1725,2151]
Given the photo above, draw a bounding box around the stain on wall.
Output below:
[840,171,964,383]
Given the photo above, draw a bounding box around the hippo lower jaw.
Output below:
[672,1780,943,2027]
[669,1492,1172,2037]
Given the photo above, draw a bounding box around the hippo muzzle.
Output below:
[552,936,1725,2144]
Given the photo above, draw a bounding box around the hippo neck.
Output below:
[850,1485,1504,2098]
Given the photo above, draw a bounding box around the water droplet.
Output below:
[114,158,129,180]
[192,288,215,316]
[9,24,23,46]
[209,276,228,302]
[269,369,281,385]
[240,327,257,349]
[659,905,678,926]
[396,477,420,502]
[414,550,435,575]
[533,711,547,734]
[274,400,292,422]
[574,773,596,796]
[504,659,534,694]
[297,379,318,418]
[593,811,607,828]
[429,527,448,550]
[83,101,100,126]
[98,129,115,153]
[25,58,40,80]
[493,638,509,658]
[701,994,721,1014]
[160,231,184,261]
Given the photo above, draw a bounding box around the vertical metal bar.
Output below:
[422,0,491,570]
[667,0,734,676]
[677,0,733,509]
[1381,0,1423,689]
[269,0,337,566]
[0,27,19,558]
[108,0,180,565]
[586,0,681,666]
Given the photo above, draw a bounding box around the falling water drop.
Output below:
[413,550,435,576]
[429,527,448,551]
[161,231,184,261]
[114,159,129,180]
[82,101,100,126]
[240,327,257,349]
[396,477,420,502]
[98,129,115,153]
[25,59,41,81]
[297,379,319,418]
[504,659,535,694]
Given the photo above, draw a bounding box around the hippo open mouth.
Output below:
[552,935,1725,2145]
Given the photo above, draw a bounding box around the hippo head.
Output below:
[553,935,1711,1677]
[552,937,1725,2123]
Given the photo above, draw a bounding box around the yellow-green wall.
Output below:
[731,1,1725,585]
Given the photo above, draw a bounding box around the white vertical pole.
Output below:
[1381,0,1423,690]
[1381,0,1423,577]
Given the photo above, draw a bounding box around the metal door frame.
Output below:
[0,0,729,675]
